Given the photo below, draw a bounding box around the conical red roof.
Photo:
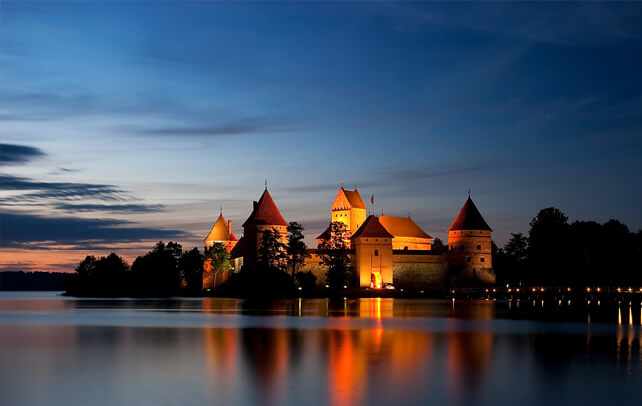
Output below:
[204,213,232,242]
[242,188,288,227]
[448,197,492,231]
[351,215,393,239]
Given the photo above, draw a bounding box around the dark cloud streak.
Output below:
[0,211,186,249]
[53,203,164,214]
[0,144,45,165]
[0,174,126,201]
[142,116,303,137]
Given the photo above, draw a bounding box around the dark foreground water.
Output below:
[1,292,641,406]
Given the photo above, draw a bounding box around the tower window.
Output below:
[477,245,481,250]
[450,245,453,250]
[480,257,485,263]
[466,257,471,263]
[404,246,409,251]
[374,249,379,256]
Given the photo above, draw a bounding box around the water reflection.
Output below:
[1,294,642,406]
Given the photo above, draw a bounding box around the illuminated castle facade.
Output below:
[203,187,495,289]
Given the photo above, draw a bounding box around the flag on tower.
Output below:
[370,195,374,204]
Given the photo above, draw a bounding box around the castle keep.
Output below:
[203,187,495,289]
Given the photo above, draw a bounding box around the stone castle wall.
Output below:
[392,253,448,289]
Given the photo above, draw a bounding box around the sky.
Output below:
[1,1,642,272]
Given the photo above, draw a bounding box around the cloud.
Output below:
[283,162,502,195]
[283,183,345,193]
[52,203,164,214]
[0,174,127,202]
[0,144,45,165]
[141,116,303,137]
[0,211,187,249]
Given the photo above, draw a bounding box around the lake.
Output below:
[0,291,641,406]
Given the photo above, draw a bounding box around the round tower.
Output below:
[447,196,495,285]
[241,188,288,268]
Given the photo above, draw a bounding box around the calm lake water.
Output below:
[1,292,641,406]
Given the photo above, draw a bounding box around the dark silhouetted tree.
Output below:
[295,271,317,290]
[318,221,352,288]
[431,238,446,254]
[179,247,203,293]
[258,228,288,272]
[131,241,182,296]
[70,253,128,295]
[287,221,309,278]
[527,208,570,285]
[504,233,528,285]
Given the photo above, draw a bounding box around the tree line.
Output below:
[67,241,207,296]
[221,221,353,295]
[494,207,642,287]
[66,220,354,297]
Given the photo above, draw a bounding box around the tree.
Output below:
[527,207,570,285]
[70,253,128,296]
[131,241,182,296]
[287,221,310,278]
[295,271,317,290]
[166,241,183,260]
[431,238,446,254]
[178,247,203,293]
[318,221,352,288]
[204,243,231,290]
[502,233,528,285]
[75,255,98,280]
[258,228,288,272]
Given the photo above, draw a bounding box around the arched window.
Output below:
[404,246,409,251]
[374,249,379,256]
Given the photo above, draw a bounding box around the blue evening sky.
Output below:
[1,1,641,270]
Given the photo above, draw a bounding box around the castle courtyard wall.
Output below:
[392,253,448,289]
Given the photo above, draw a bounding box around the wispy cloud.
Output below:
[0,144,45,165]
[0,211,186,249]
[52,203,164,214]
[141,116,303,137]
[0,174,126,202]
[0,174,163,214]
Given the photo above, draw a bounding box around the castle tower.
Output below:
[351,215,394,288]
[241,188,288,268]
[203,212,237,289]
[447,196,495,285]
[204,213,237,253]
[331,187,367,236]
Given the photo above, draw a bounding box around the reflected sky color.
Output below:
[1,2,642,271]
[1,293,642,405]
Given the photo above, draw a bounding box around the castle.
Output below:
[203,187,495,289]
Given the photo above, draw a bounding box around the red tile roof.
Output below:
[351,215,394,239]
[448,197,492,231]
[343,188,366,209]
[379,215,432,239]
[242,188,288,227]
